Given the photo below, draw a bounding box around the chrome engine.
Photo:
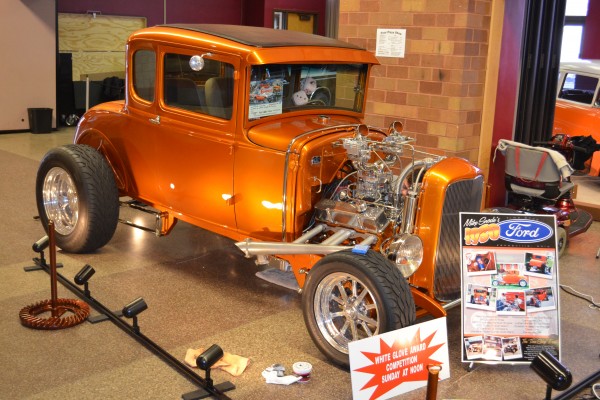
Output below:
[236,120,484,303]
[236,122,481,280]
[314,123,440,238]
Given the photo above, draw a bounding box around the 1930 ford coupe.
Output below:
[36,25,484,367]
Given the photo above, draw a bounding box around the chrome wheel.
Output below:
[314,272,379,353]
[42,166,79,235]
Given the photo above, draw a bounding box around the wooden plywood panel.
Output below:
[58,13,145,79]
[67,52,126,80]
[59,13,145,51]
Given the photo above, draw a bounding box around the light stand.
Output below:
[73,264,123,323]
[530,350,572,400]
[24,238,235,399]
[181,345,235,400]
[74,264,95,297]
[24,235,63,272]
[122,297,148,334]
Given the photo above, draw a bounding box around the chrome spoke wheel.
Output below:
[314,272,379,353]
[42,167,79,235]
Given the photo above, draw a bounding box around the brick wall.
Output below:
[339,0,492,163]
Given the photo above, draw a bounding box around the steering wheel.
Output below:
[309,87,331,106]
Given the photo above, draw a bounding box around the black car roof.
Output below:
[160,24,364,50]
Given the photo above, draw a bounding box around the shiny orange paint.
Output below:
[409,158,483,299]
[75,26,377,245]
[72,25,483,322]
[553,60,600,176]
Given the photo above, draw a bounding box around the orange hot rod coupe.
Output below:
[36,25,484,367]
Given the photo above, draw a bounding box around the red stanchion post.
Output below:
[426,364,442,400]
[48,220,59,317]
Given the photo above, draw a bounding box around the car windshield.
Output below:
[248,63,368,120]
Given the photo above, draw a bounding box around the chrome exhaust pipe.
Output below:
[235,239,349,257]
[293,224,326,243]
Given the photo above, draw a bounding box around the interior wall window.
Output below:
[273,10,317,34]
[133,50,156,102]
[561,0,589,61]
[163,53,234,120]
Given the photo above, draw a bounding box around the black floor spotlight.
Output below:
[73,264,124,323]
[530,350,572,400]
[182,344,235,400]
[24,235,63,271]
[74,264,95,297]
[122,297,148,334]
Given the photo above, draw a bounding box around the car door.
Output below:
[119,42,168,206]
[153,46,239,229]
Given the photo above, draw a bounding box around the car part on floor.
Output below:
[19,221,90,330]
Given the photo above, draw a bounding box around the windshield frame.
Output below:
[246,62,370,123]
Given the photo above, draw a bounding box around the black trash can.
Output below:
[27,108,53,134]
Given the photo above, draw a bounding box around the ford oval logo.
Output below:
[498,219,553,243]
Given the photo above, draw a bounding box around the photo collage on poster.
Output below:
[460,213,561,364]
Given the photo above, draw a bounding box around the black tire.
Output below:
[302,250,416,368]
[556,226,567,258]
[36,144,119,253]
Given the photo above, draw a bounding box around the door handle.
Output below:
[149,115,160,125]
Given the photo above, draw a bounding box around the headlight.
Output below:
[385,233,423,277]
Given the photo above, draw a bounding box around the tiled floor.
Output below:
[0,128,598,400]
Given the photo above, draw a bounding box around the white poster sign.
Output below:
[460,212,561,365]
[349,317,450,400]
[375,29,406,58]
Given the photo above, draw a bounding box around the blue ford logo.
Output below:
[498,219,553,243]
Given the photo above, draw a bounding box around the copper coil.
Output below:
[19,298,90,330]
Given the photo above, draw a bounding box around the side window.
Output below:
[163,53,234,120]
[133,50,156,102]
[558,72,598,105]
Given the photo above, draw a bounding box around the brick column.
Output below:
[339,0,492,163]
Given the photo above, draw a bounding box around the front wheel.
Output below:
[36,144,119,253]
[302,250,416,368]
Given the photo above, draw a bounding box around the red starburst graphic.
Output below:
[354,328,444,400]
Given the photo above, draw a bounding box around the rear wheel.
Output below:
[36,144,119,253]
[302,250,416,368]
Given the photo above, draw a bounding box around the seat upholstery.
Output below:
[205,77,233,119]
[164,78,204,111]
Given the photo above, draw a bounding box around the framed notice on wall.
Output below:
[460,212,561,365]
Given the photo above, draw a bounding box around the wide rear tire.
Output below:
[302,250,416,368]
[36,144,119,253]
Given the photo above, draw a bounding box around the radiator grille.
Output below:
[433,175,484,301]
